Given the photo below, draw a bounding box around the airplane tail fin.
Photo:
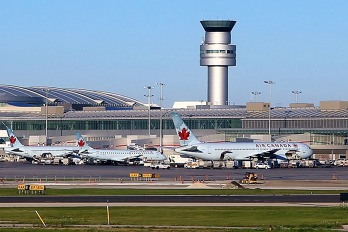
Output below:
[171,112,201,146]
[4,125,23,147]
[75,132,93,151]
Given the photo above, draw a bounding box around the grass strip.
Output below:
[0,206,346,229]
[0,228,342,232]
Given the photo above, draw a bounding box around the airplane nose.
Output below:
[302,145,313,158]
[156,152,166,160]
[308,147,313,157]
[160,154,166,160]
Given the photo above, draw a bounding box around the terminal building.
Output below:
[0,84,348,161]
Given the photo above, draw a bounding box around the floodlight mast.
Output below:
[264,81,275,135]
[43,88,49,145]
[292,90,302,103]
[251,91,261,102]
[144,86,154,136]
[156,82,165,153]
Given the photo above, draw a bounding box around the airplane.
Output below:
[171,112,313,161]
[76,132,166,164]
[3,126,80,161]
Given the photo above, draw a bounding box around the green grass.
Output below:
[0,188,346,231]
[0,206,347,231]
[0,229,342,232]
[0,229,302,232]
[1,188,345,196]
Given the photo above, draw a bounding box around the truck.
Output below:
[184,161,199,169]
[169,154,193,167]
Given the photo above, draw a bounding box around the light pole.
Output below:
[264,80,275,135]
[44,88,49,145]
[144,86,154,136]
[292,90,302,103]
[156,82,165,153]
[251,91,261,102]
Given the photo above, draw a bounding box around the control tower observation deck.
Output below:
[200,20,236,105]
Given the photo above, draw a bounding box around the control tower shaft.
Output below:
[200,20,236,105]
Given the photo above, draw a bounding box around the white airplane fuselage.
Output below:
[175,142,313,161]
[4,146,79,159]
[83,149,166,162]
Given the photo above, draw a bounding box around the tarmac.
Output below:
[1,179,348,190]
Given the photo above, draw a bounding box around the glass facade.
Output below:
[3,112,348,145]
[3,118,243,131]
[242,118,348,130]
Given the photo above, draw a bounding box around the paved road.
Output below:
[0,162,347,181]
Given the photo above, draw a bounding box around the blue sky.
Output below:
[1,0,347,107]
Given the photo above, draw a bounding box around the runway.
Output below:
[1,162,347,181]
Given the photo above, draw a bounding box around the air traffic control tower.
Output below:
[200,20,236,105]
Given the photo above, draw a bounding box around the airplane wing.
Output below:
[78,149,92,156]
[253,149,281,159]
[5,148,24,153]
[109,153,142,162]
[62,150,80,157]
[175,146,203,153]
[52,149,80,158]
[246,148,298,161]
[77,149,97,160]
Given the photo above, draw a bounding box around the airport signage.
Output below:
[18,184,46,194]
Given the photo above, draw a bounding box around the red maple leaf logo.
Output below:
[78,139,85,147]
[9,135,16,144]
[178,128,190,140]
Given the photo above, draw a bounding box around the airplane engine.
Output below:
[285,151,299,160]
[220,151,232,160]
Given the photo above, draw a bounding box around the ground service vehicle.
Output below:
[240,172,258,184]
[150,163,170,170]
[254,163,271,169]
